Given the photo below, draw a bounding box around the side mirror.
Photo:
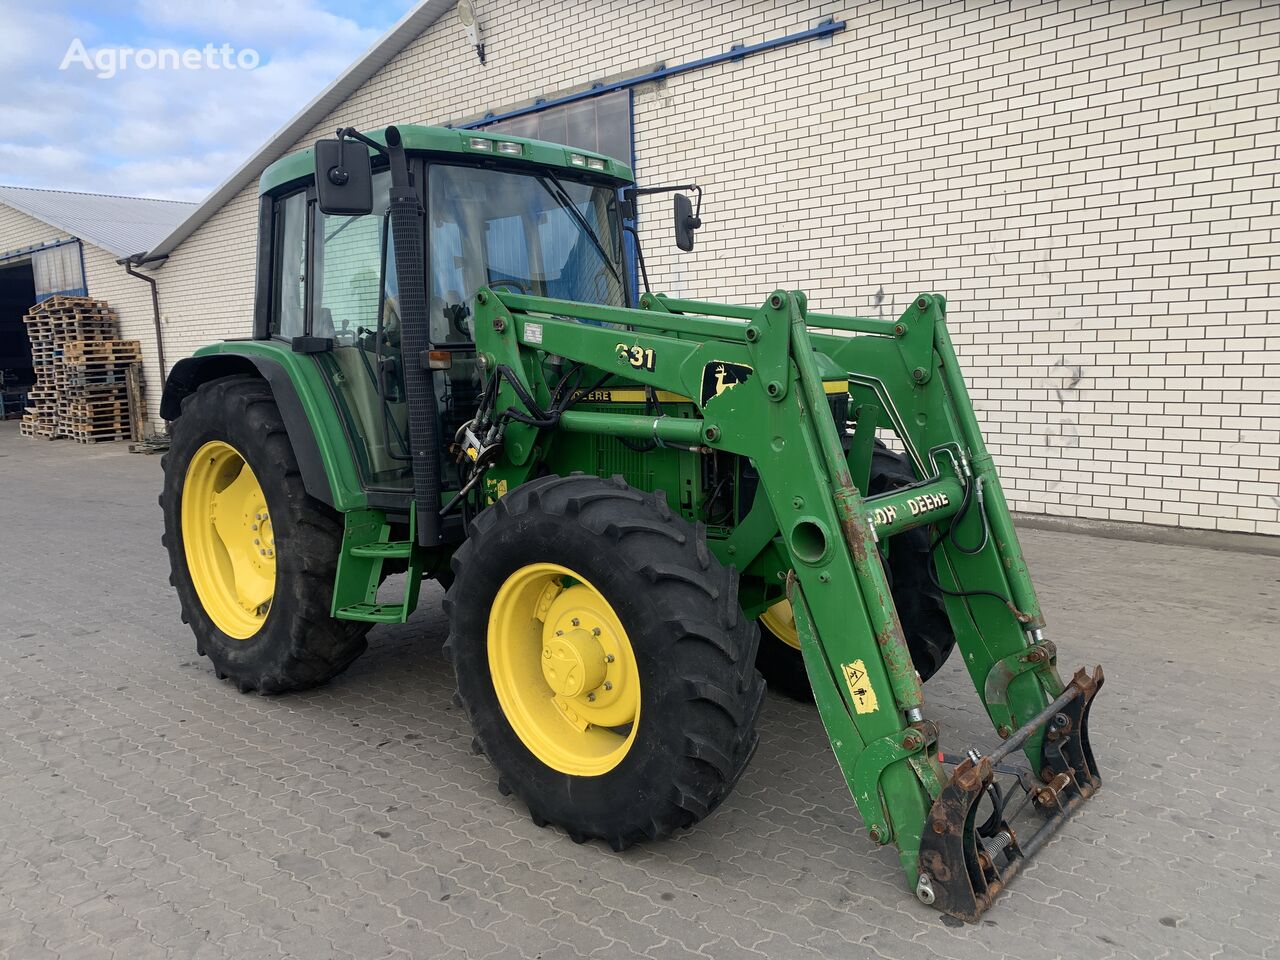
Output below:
[674,193,701,251]
[314,138,373,216]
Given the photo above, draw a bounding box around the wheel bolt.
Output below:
[251,524,258,531]
[592,627,601,636]
[587,692,596,702]
[571,618,580,627]
[603,681,613,691]
[254,539,260,545]
[605,653,615,663]
[555,630,564,636]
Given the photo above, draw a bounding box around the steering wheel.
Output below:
[487,278,532,294]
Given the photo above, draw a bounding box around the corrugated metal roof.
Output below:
[0,185,196,259]
[147,0,454,261]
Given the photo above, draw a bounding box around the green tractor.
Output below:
[160,124,1103,920]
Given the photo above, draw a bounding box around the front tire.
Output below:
[445,474,765,850]
[160,375,369,693]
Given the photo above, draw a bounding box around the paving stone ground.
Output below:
[0,419,1277,959]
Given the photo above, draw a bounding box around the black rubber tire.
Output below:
[444,473,765,850]
[756,442,956,701]
[160,375,370,694]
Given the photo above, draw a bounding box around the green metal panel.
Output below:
[190,340,368,512]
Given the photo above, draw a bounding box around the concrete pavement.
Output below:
[0,420,1276,959]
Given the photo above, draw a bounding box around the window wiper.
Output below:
[536,173,621,284]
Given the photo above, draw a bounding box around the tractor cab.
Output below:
[253,125,639,507]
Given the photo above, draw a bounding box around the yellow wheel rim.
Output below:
[488,563,640,777]
[760,599,800,651]
[181,440,276,640]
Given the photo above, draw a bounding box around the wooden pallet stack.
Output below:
[18,296,143,444]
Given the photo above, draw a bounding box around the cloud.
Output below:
[136,0,385,48]
[0,0,401,200]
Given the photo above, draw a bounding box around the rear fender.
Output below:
[161,343,366,512]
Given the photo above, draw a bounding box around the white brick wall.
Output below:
[138,0,1280,535]
[0,203,73,258]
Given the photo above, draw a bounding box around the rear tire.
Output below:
[160,375,369,693]
[755,442,956,700]
[445,474,765,850]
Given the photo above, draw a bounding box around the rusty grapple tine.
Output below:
[917,665,1105,921]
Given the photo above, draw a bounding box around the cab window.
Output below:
[270,190,308,338]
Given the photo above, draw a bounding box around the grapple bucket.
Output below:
[918,666,1105,920]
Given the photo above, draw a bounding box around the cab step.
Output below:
[331,507,423,625]
[335,602,410,624]
[349,541,414,559]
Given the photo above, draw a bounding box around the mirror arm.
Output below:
[626,182,703,219]
[621,222,652,295]
[335,126,388,156]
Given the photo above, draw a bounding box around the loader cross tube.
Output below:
[470,286,1104,918]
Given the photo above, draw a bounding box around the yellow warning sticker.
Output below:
[842,660,879,714]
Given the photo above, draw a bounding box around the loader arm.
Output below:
[469,286,1103,921]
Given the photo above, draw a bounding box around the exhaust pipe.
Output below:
[384,125,443,545]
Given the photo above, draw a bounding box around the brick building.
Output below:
[0,187,194,418]
[117,0,1280,535]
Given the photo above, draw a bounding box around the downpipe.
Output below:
[120,254,169,434]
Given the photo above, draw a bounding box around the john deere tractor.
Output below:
[160,124,1103,920]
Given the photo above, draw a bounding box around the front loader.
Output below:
[160,124,1103,920]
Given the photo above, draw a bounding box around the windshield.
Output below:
[428,163,626,342]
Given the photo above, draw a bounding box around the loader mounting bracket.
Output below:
[918,665,1104,921]
[983,640,1061,731]
[852,721,940,845]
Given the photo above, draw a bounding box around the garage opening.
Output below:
[0,258,36,419]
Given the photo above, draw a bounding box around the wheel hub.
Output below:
[541,628,607,698]
[487,563,641,776]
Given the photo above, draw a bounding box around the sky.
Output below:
[0,0,412,201]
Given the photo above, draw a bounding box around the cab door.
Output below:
[259,171,414,496]
[308,169,413,492]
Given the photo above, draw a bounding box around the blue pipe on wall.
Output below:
[459,18,846,131]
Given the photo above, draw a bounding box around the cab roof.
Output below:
[259,124,635,195]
